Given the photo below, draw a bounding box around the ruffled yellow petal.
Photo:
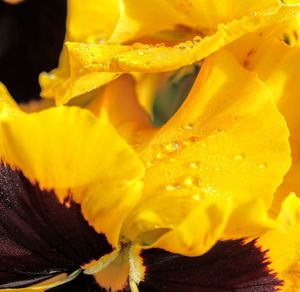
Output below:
[150,200,231,256]
[110,0,281,43]
[81,180,143,248]
[258,193,300,291]
[0,106,144,248]
[39,50,120,105]
[41,5,300,104]
[0,106,144,193]
[122,49,291,255]
[88,75,152,143]
[227,38,300,215]
[70,6,298,73]
[40,0,121,104]
[67,0,119,42]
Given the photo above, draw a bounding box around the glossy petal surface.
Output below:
[110,0,281,42]
[0,106,143,191]
[123,49,290,255]
[228,38,300,214]
[258,194,300,292]
[40,5,300,104]
[0,106,144,248]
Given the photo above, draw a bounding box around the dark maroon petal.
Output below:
[139,240,282,292]
[0,164,112,288]
[0,0,66,102]
[47,272,106,292]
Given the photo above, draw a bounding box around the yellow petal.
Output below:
[40,0,121,104]
[80,180,143,248]
[39,48,121,105]
[41,5,300,104]
[67,0,119,42]
[88,74,152,143]
[122,49,291,255]
[109,0,281,43]
[68,6,298,73]
[150,200,231,256]
[0,106,144,193]
[0,82,21,118]
[228,38,300,215]
[258,193,300,291]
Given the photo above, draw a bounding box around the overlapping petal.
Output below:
[87,74,152,143]
[121,49,291,255]
[109,0,281,43]
[67,0,119,42]
[40,4,300,105]
[226,37,300,216]
[258,193,300,291]
[0,104,144,249]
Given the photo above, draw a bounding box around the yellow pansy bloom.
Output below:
[0,40,291,290]
[1,1,300,291]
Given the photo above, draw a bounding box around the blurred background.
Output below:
[0,0,67,103]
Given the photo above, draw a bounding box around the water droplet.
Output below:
[164,141,180,153]
[192,194,201,201]
[189,136,200,143]
[193,177,202,187]
[193,36,202,44]
[184,123,195,130]
[165,183,181,191]
[234,153,246,160]
[183,176,202,187]
[156,152,164,160]
[258,163,268,169]
[186,41,194,48]
[155,43,165,48]
[183,177,193,186]
[132,42,144,49]
[189,161,201,169]
[176,43,187,50]
[146,161,153,167]
[203,185,217,194]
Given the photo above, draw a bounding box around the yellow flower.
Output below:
[39,0,300,105]
[0,38,293,289]
[1,1,300,291]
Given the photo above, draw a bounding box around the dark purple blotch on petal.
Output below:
[139,239,282,292]
[0,0,67,102]
[0,164,112,288]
